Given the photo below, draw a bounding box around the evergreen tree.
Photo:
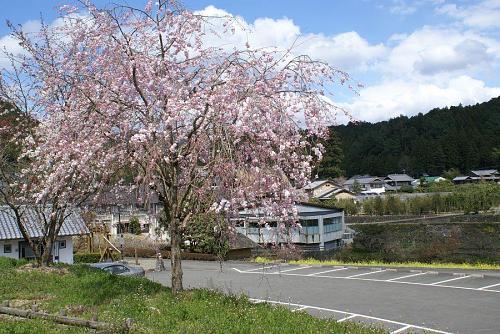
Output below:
[316,129,344,178]
[326,97,500,177]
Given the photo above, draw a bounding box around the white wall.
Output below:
[0,237,74,264]
[237,211,345,250]
[0,240,20,260]
[54,237,74,264]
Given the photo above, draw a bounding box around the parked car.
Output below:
[88,262,145,277]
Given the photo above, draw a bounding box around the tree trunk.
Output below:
[170,220,183,295]
[40,240,53,267]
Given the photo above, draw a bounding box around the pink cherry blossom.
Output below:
[0,0,351,292]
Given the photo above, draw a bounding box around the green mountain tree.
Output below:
[325,96,500,177]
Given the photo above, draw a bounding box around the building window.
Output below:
[323,217,342,233]
[4,244,12,253]
[59,240,66,249]
[299,219,319,234]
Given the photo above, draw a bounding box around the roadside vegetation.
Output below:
[313,182,500,216]
[254,257,500,270]
[0,258,386,334]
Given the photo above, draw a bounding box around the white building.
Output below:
[89,188,164,238]
[303,179,356,201]
[0,207,89,264]
[236,203,346,251]
[93,210,158,236]
[344,175,386,193]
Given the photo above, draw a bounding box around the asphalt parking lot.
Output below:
[147,261,500,334]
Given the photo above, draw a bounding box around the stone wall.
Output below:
[348,222,500,263]
[346,214,499,225]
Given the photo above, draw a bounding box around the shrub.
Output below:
[399,185,414,193]
[184,211,229,256]
[129,216,141,235]
[74,252,102,263]
[0,257,28,269]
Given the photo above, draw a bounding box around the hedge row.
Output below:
[73,252,102,263]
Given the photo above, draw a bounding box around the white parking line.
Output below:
[232,268,500,293]
[430,275,471,286]
[387,272,427,281]
[391,325,412,334]
[337,314,357,322]
[478,282,500,290]
[307,267,349,276]
[243,265,278,272]
[345,269,388,278]
[274,266,312,273]
[292,306,309,312]
[249,298,453,334]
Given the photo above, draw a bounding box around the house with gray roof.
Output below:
[303,180,341,198]
[470,169,498,177]
[470,169,499,181]
[316,187,356,201]
[303,179,355,201]
[343,175,385,193]
[453,169,499,184]
[384,174,415,191]
[0,206,89,264]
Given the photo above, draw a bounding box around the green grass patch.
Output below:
[253,256,500,270]
[0,257,386,333]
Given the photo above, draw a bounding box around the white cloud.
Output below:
[342,76,500,122]
[343,24,500,122]
[380,26,500,78]
[196,6,387,71]
[1,5,499,123]
[298,32,387,71]
[389,0,418,15]
[437,0,500,29]
[195,6,500,123]
[0,14,90,70]
[414,39,491,75]
[386,0,445,15]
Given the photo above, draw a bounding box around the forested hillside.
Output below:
[325,96,500,177]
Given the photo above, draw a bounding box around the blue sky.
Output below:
[1,0,500,122]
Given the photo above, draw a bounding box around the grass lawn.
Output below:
[253,257,500,270]
[0,258,386,334]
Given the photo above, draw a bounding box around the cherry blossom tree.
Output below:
[1,0,351,292]
[0,20,118,266]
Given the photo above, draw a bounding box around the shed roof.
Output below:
[385,174,415,182]
[470,169,498,177]
[424,176,444,182]
[0,206,89,241]
[344,175,383,185]
[317,188,354,199]
[238,202,342,220]
[453,176,471,181]
[229,233,260,250]
[303,180,337,190]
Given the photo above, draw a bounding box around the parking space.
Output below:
[299,307,403,332]
[345,269,406,280]
[269,265,320,275]
[317,267,377,278]
[443,276,499,289]
[249,299,453,334]
[147,260,500,334]
[235,264,500,294]
[394,272,447,284]
[480,282,500,291]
